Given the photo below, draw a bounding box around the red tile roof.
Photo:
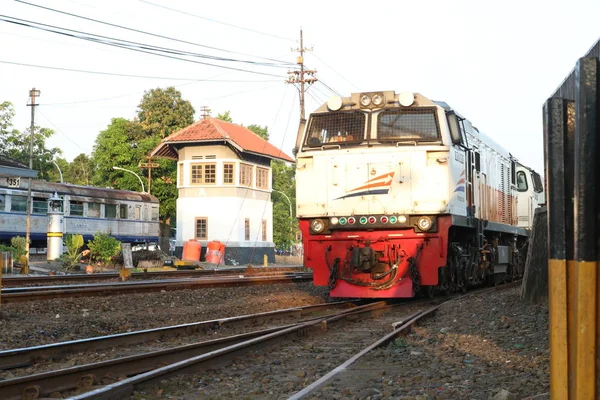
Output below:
[151,118,294,162]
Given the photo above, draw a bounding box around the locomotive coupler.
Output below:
[350,242,377,272]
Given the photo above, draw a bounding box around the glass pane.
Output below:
[106,204,117,219]
[205,164,216,183]
[11,195,27,212]
[151,207,159,221]
[88,203,100,217]
[377,109,439,141]
[191,164,202,184]
[33,197,48,214]
[70,201,84,216]
[120,204,128,219]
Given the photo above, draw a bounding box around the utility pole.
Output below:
[200,106,211,119]
[139,155,159,194]
[25,88,40,264]
[286,29,318,121]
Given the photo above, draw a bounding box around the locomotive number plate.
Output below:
[7,177,20,188]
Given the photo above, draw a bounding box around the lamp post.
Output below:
[272,189,293,255]
[112,166,145,193]
[52,160,63,183]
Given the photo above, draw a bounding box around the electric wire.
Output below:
[311,51,359,90]
[137,0,296,42]
[0,60,283,81]
[37,108,93,153]
[15,0,295,66]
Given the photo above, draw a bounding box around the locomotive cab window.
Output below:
[304,111,365,147]
[376,108,440,143]
[516,171,528,192]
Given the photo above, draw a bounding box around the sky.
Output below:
[1,0,599,175]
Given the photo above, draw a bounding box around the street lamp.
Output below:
[272,189,293,255]
[52,160,63,183]
[112,166,145,193]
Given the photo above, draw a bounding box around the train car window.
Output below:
[377,108,439,142]
[119,204,128,219]
[70,201,84,216]
[135,206,141,220]
[475,152,481,172]
[0,194,5,211]
[304,111,365,147]
[195,217,208,240]
[32,197,48,214]
[151,206,159,221]
[88,203,101,218]
[532,171,544,193]
[11,195,27,212]
[516,171,528,192]
[106,204,117,219]
[511,161,516,184]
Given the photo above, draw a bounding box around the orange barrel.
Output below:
[205,240,225,265]
[182,239,202,261]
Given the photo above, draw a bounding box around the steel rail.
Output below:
[0,266,306,287]
[0,273,313,303]
[0,301,354,370]
[0,302,392,400]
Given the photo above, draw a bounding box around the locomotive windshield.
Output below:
[376,108,439,142]
[304,111,365,147]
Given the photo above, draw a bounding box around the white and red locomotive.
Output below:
[294,91,544,298]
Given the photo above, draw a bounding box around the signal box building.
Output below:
[151,117,294,265]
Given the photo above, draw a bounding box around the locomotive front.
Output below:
[295,91,464,298]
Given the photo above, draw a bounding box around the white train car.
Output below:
[0,177,160,246]
[295,91,544,298]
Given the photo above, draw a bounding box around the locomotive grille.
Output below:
[305,111,365,146]
[377,108,439,141]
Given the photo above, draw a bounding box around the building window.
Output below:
[262,219,267,241]
[33,197,48,214]
[88,202,101,218]
[151,206,159,221]
[191,163,216,185]
[256,167,269,189]
[195,217,208,240]
[240,164,253,187]
[223,163,235,184]
[106,204,117,219]
[119,204,128,219]
[245,218,250,240]
[179,163,184,186]
[70,200,84,216]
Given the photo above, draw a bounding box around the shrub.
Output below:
[10,236,28,259]
[0,244,18,258]
[59,234,84,271]
[87,233,121,265]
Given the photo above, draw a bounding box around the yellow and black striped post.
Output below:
[545,56,600,399]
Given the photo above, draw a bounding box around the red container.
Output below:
[205,240,225,265]
[182,239,202,261]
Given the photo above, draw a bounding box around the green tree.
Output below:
[247,124,269,140]
[137,87,195,138]
[216,110,233,122]
[272,160,297,250]
[67,154,94,185]
[47,157,69,183]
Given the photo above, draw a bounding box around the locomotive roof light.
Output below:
[359,94,372,107]
[327,96,343,111]
[417,216,433,231]
[371,93,384,107]
[398,92,415,107]
[310,218,327,234]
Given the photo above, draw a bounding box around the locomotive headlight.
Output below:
[310,219,327,233]
[417,216,433,231]
[359,94,371,107]
[330,217,339,225]
[372,93,384,106]
[327,96,343,111]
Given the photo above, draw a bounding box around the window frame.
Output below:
[119,204,128,219]
[191,162,217,185]
[70,200,84,216]
[87,202,101,218]
[223,162,235,185]
[11,195,27,212]
[304,110,367,148]
[195,217,208,240]
[240,164,254,187]
[106,204,117,219]
[32,197,48,214]
[516,170,528,192]
[256,167,269,190]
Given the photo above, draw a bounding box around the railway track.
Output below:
[0,266,306,287]
[0,282,519,399]
[0,272,313,303]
